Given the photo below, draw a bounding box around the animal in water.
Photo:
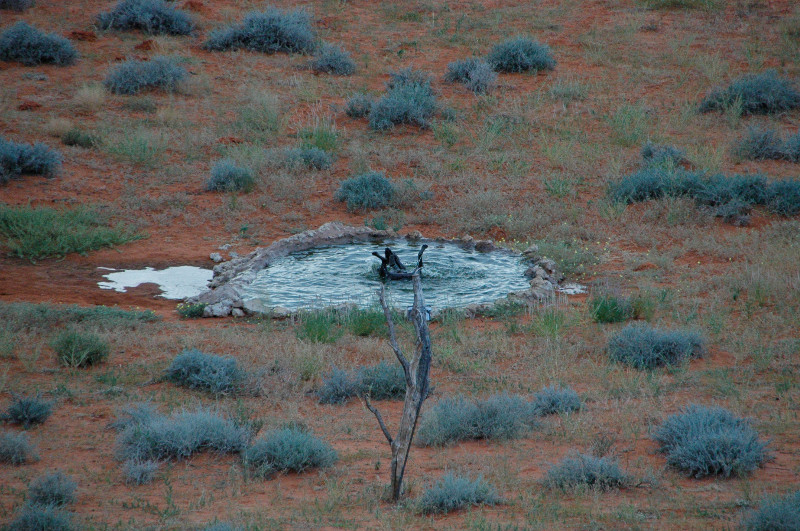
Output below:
[372,245,428,280]
[385,247,406,270]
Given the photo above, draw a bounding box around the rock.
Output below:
[231,308,245,317]
[210,252,223,263]
[522,244,539,258]
[406,230,423,241]
[219,244,232,250]
[474,240,495,252]
[464,303,492,318]
[460,235,475,249]
[21,72,47,81]
[272,306,291,318]
[203,302,231,317]
[242,298,270,314]
[537,258,563,282]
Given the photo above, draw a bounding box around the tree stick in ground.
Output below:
[365,271,432,501]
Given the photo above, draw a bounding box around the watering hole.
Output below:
[98,266,213,299]
[238,240,532,311]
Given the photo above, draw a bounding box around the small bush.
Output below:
[317,368,359,405]
[28,470,77,507]
[369,68,437,131]
[8,504,73,531]
[165,349,245,396]
[0,0,34,11]
[284,147,333,170]
[335,171,395,211]
[734,126,785,161]
[0,430,37,464]
[109,402,158,432]
[115,406,249,462]
[0,22,77,66]
[653,404,769,478]
[123,459,159,484]
[608,324,704,369]
[203,8,316,54]
[589,294,634,323]
[61,129,99,149]
[767,179,800,216]
[0,204,142,261]
[96,0,194,36]
[346,308,387,337]
[417,394,539,446]
[345,93,374,118]
[104,56,187,95]
[641,142,686,167]
[51,330,109,367]
[176,302,206,318]
[359,361,405,400]
[544,452,630,491]
[783,132,800,162]
[699,71,800,115]
[0,137,62,184]
[531,386,581,416]
[206,159,255,192]
[243,427,337,478]
[1,394,53,428]
[445,58,497,94]
[418,473,499,514]
[311,43,355,75]
[488,36,556,73]
[741,490,800,531]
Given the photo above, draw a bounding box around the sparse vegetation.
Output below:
[1,395,53,428]
[0,22,77,66]
[653,405,769,478]
[28,471,77,507]
[699,71,800,115]
[418,473,500,514]
[203,8,316,54]
[7,504,73,531]
[487,36,556,73]
[243,426,337,478]
[123,459,159,485]
[345,93,374,118]
[206,160,255,193]
[311,43,355,75]
[544,452,630,491]
[96,0,194,35]
[0,430,38,464]
[608,324,704,369]
[104,56,187,95]
[51,330,109,367]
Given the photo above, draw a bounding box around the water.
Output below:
[98,266,213,299]
[239,240,532,311]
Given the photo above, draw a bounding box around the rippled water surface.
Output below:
[239,240,531,310]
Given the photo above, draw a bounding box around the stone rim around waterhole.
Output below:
[188,222,572,318]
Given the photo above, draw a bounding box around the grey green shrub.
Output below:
[51,330,109,367]
[0,0,34,11]
[114,406,249,462]
[608,324,704,369]
[7,504,73,531]
[104,56,187,95]
[0,136,62,184]
[418,473,499,514]
[243,426,337,477]
[96,0,194,35]
[699,71,800,115]
[0,22,77,66]
[1,394,53,428]
[164,349,245,396]
[202,523,244,531]
[767,179,800,216]
[203,8,316,54]
[544,452,630,491]
[369,68,437,131]
[531,386,581,416]
[28,470,77,507]
[735,126,800,162]
[416,393,539,446]
[284,146,333,170]
[653,404,769,478]
[335,171,395,211]
[0,430,38,464]
[317,368,359,405]
[359,361,405,400]
[311,43,355,75]
[741,490,800,531]
[206,160,255,192]
[445,58,497,94]
[487,36,556,73]
[641,142,687,167]
[345,93,374,118]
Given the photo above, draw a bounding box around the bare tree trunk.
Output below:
[364,270,432,502]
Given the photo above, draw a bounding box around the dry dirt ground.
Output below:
[1,0,799,529]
